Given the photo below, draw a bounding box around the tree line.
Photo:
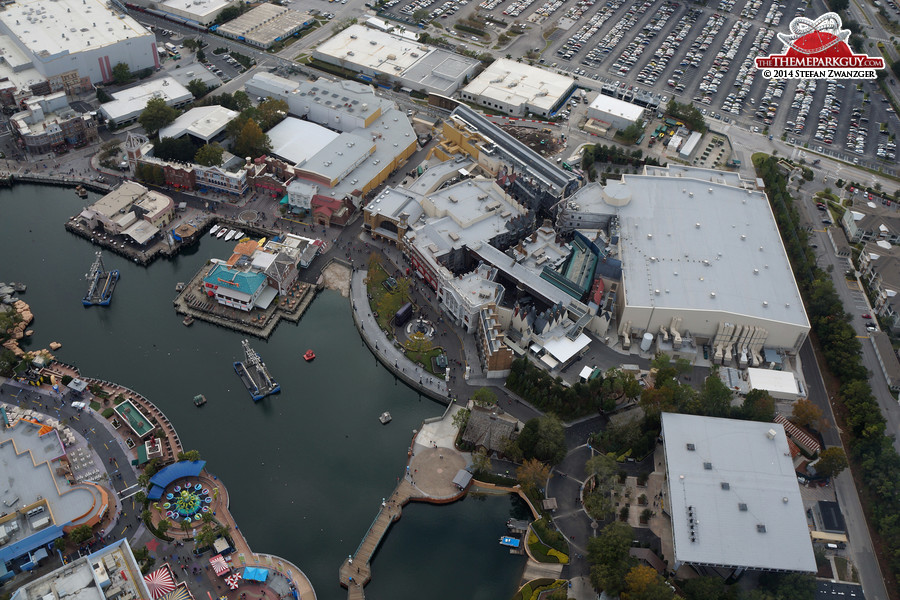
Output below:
[755,153,900,589]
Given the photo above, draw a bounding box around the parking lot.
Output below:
[380,0,900,169]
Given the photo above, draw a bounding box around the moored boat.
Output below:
[303,349,316,362]
[210,224,220,236]
[216,228,227,239]
[193,394,207,407]
[224,230,236,241]
[183,316,194,326]
[379,412,392,424]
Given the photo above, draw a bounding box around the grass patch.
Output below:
[101,408,115,419]
[474,472,518,486]
[527,531,569,563]
[531,517,568,553]
[90,401,102,411]
[404,346,443,375]
[365,262,407,331]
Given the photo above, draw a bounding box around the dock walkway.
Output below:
[338,411,469,599]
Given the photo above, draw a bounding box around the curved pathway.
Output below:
[545,444,596,579]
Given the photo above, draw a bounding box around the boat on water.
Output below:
[224,230,236,241]
[183,316,194,326]
[216,228,227,239]
[175,282,185,292]
[234,339,280,402]
[210,224,220,236]
[75,185,88,198]
[193,394,207,407]
[233,230,244,241]
[379,412,392,424]
[303,349,316,362]
[82,251,119,307]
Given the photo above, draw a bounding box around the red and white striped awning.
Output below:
[209,554,230,576]
[144,566,176,599]
[224,572,242,590]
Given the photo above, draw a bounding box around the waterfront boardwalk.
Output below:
[160,470,317,600]
[339,411,468,599]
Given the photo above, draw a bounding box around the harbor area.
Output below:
[173,262,317,339]
[338,406,469,599]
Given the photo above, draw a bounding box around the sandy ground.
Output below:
[321,262,351,297]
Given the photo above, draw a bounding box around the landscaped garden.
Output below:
[528,518,570,564]
[365,260,409,331]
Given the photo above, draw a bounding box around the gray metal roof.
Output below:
[661,412,816,573]
[582,172,808,329]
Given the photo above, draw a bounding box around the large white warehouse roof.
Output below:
[462,58,575,113]
[605,173,808,329]
[0,0,150,54]
[662,412,816,573]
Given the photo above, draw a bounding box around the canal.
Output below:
[0,184,526,600]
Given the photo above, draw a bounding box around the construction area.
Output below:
[498,125,565,158]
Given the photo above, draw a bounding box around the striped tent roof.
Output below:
[160,585,193,600]
[143,567,176,599]
[210,554,230,575]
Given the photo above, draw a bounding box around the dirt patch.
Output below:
[499,124,565,157]
[321,262,351,297]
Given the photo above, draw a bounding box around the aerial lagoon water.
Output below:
[0,185,526,599]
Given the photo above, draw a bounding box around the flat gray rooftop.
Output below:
[594,174,808,328]
[0,420,99,532]
[403,51,476,95]
[662,412,816,573]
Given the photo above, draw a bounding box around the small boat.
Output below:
[233,230,244,240]
[224,230,236,241]
[210,224,220,236]
[175,282,185,292]
[303,349,316,362]
[379,412,392,424]
[183,316,194,326]
[75,185,88,198]
[193,394,207,407]
[216,228,227,239]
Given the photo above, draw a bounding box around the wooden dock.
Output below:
[338,479,425,598]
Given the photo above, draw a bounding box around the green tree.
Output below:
[194,143,224,167]
[54,537,67,551]
[815,447,849,479]
[96,87,113,103]
[583,453,620,519]
[112,62,132,84]
[471,448,491,474]
[618,122,644,144]
[741,389,775,422]
[197,48,206,62]
[682,576,726,600]
[451,407,471,431]
[501,436,523,462]
[232,118,270,159]
[177,449,202,462]
[186,78,209,98]
[232,90,252,111]
[516,414,566,464]
[587,521,637,596]
[791,397,823,429]
[516,458,551,493]
[70,525,93,544]
[472,387,498,408]
[157,519,170,535]
[622,565,674,600]
[135,491,147,505]
[256,99,289,130]
[138,97,178,135]
[154,137,197,163]
[180,519,191,533]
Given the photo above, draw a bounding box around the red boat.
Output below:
[303,349,316,362]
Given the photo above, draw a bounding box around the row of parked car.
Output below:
[609,2,680,77]
[581,0,655,68]
[636,8,701,86]
[556,0,624,61]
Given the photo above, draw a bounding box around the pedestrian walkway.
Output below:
[349,269,450,402]
[339,411,468,599]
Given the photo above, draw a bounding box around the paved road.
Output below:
[545,445,594,579]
